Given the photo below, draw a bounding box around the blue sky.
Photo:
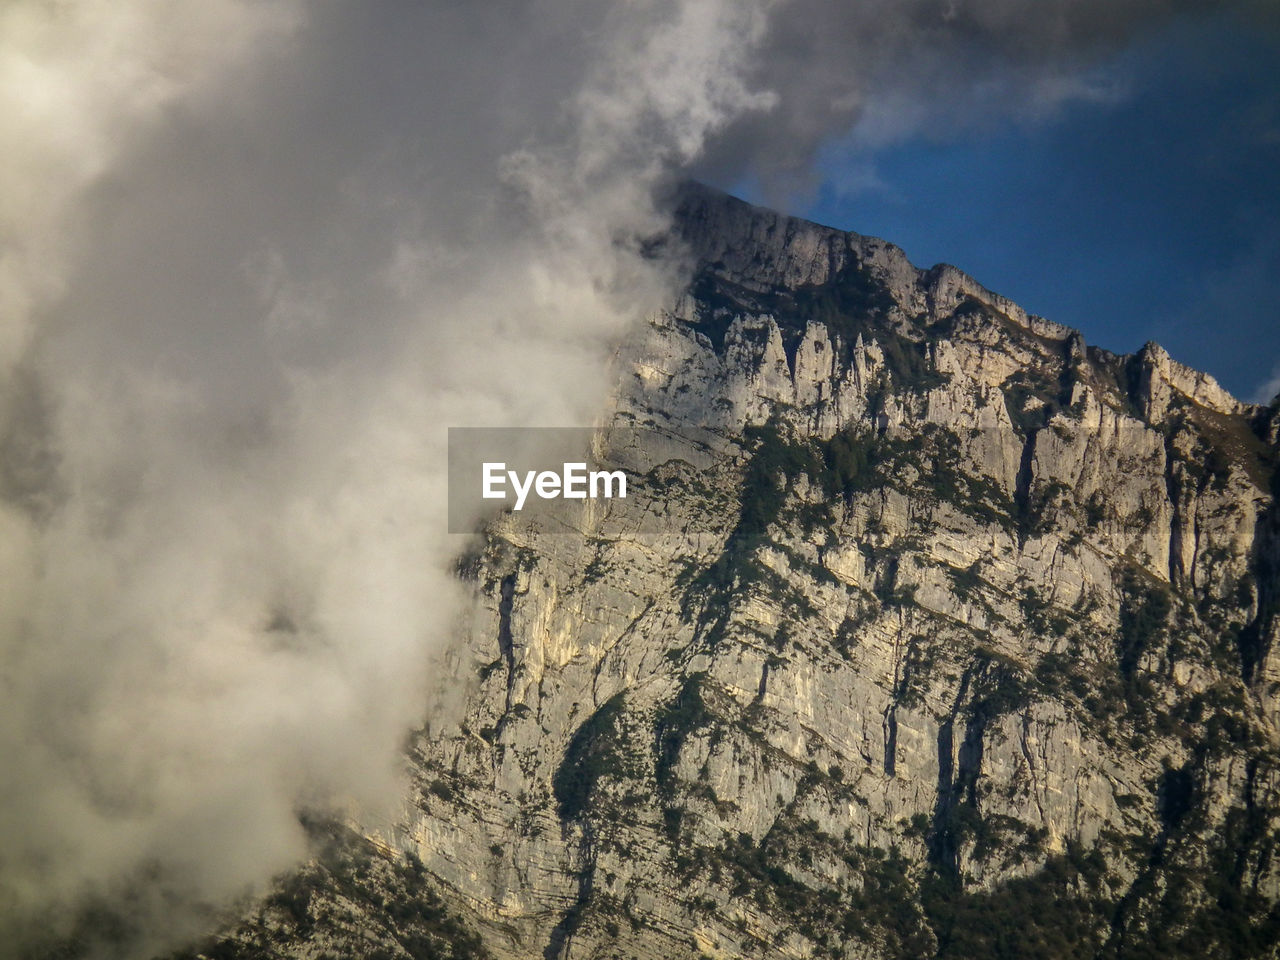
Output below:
[735,14,1280,403]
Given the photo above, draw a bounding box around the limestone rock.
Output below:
[202,187,1280,960]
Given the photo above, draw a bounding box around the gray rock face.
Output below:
[207,187,1280,959]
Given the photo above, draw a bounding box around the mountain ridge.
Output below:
[670,180,1254,420]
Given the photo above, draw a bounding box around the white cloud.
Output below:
[1254,362,1280,405]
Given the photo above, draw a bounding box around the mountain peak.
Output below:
[669,184,1250,421]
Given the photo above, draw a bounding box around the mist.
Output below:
[0,0,1264,955]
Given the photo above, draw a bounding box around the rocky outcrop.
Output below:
[202,187,1280,959]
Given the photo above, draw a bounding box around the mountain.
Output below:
[184,185,1280,959]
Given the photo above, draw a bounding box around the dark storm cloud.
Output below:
[695,0,1278,196]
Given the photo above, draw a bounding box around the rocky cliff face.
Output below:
[195,187,1280,960]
